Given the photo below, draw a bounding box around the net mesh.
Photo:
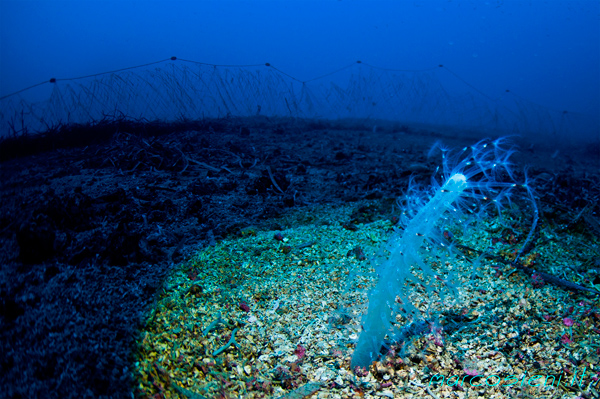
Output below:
[1,59,597,143]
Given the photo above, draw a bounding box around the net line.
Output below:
[0,58,597,143]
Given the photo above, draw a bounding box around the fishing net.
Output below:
[0,58,596,144]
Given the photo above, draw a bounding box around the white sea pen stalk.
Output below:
[351,173,467,369]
